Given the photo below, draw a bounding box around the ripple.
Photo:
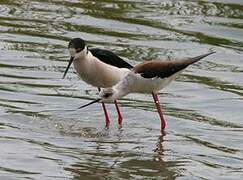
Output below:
[0,0,243,179]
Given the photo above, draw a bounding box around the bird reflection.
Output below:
[154,130,166,161]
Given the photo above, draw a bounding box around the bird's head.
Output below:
[99,88,117,102]
[78,87,126,109]
[63,38,88,79]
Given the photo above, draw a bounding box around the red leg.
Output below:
[152,92,166,131]
[114,100,123,128]
[98,88,110,128]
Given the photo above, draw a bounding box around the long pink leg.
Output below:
[98,88,110,128]
[152,92,166,131]
[114,100,123,128]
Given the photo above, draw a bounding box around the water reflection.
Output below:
[64,132,183,179]
[0,0,243,179]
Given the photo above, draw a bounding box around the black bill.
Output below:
[62,56,74,79]
[78,98,101,109]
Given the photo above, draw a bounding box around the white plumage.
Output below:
[79,51,216,131]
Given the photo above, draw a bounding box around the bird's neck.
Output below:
[111,86,129,100]
[73,51,94,75]
[73,46,89,61]
[74,50,93,64]
[112,71,135,100]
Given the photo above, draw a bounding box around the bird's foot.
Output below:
[118,122,123,129]
[160,128,166,136]
[117,117,123,129]
[105,119,110,130]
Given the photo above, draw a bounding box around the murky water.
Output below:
[0,0,243,179]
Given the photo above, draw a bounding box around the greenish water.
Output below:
[0,0,243,179]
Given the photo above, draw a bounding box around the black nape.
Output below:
[68,38,85,51]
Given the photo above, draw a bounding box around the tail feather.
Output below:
[187,51,216,64]
[136,51,216,79]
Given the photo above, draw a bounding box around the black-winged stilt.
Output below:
[79,51,215,131]
[63,38,133,128]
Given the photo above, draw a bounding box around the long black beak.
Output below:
[78,98,101,109]
[63,56,74,79]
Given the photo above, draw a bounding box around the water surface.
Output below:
[0,0,243,179]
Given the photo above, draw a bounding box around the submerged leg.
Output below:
[114,100,123,128]
[151,92,166,131]
[98,88,110,128]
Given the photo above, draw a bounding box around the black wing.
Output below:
[90,48,133,69]
[134,52,215,79]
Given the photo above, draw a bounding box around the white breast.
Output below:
[73,52,129,88]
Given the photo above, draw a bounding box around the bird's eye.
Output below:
[104,93,112,98]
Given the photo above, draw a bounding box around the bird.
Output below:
[78,51,215,132]
[62,38,133,128]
